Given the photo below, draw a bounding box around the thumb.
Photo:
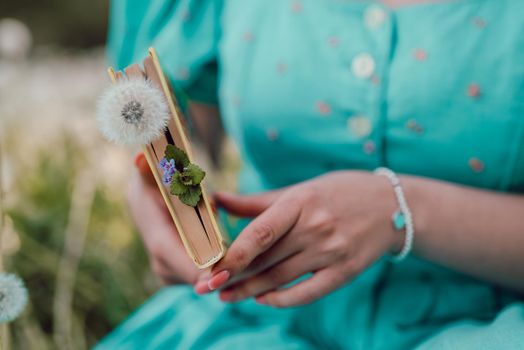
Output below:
[214,190,283,217]
[134,152,157,187]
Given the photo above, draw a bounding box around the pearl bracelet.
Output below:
[374,167,414,262]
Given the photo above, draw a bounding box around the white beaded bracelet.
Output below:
[374,167,414,262]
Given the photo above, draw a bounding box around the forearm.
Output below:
[403,175,524,292]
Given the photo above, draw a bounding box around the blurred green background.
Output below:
[0,1,237,349]
[0,0,108,48]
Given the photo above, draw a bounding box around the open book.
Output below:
[100,48,227,269]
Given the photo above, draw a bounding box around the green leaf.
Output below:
[169,173,188,196]
[179,173,192,186]
[179,186,202,207]
[181,164,206,186]
[164,144,190,169]
[164,145,205,207]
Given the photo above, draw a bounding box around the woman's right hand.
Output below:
[128,153,210,292]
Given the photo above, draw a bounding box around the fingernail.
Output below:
[194,280,210,295]
[219,290,234,302]
[208,270,230,290]
[134,152,145,168]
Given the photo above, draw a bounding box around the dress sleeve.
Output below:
[107,0,222,104]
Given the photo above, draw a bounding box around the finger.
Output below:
[142,180,171,217]
[214,191,282,217]
[158,275,181,286]
[256,269,345,308]
[220,252,323,302]
[128,173,170,229]
[132,158,173,217]
[151,258,183,285]
[194,279,211,294]
[151,251,193,285]
[244,232,304,276]
[194,271,213,294]
[209,197,302,289]
[156,264,198,286]
[149,224,199,284]
[134,152,156,186]
[162,244,199,282]
[209,230,304,293]
[156,266,204,286]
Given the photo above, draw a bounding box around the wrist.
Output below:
[375,173,407,255]
[374,168,416,261]
[399,175,428,253]
[389,218,406,255]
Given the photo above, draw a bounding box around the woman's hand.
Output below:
[205,171,404,307]
[128,153,210,290]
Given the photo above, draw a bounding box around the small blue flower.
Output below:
[162,171,173,185]
[159,158,177,185]
[159,157,168,169]
[160,158,175,171]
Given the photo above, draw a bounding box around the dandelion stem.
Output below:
[52,167,96,350]
[0,132,6,271]
[0,136,8,350]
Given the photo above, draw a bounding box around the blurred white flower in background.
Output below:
[0,18,33,60]
[0,273,28,323]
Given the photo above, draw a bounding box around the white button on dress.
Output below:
[365,5,387,29]
[348,115,372,138]
[352,53,375,79]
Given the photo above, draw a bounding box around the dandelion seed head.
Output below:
[0,273,28,323]
[121,100,144,125]
[96,78,170,145]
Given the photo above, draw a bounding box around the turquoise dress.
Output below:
[97,0,524,348]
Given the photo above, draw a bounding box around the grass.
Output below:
[3,130,155,349]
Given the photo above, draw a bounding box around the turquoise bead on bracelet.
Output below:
[392,210,406,231]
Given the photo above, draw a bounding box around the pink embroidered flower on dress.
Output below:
[468,84,481,99]
[316,101,331,116]
[413,48,428,61]
[291,1,303,13]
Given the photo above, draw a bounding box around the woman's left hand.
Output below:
[204,171,406,307]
